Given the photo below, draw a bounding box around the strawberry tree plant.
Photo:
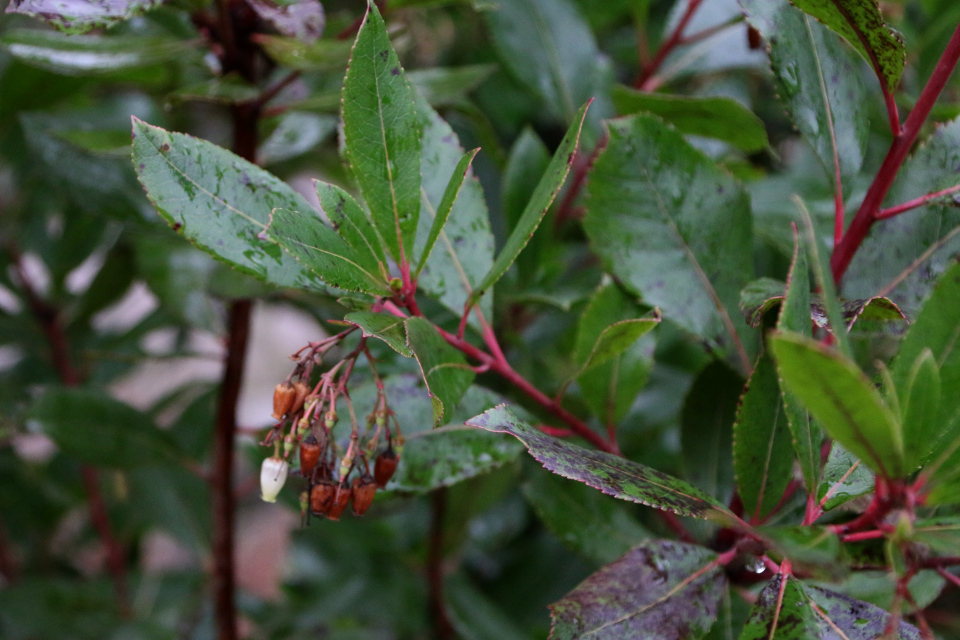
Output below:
[4,0,960,638]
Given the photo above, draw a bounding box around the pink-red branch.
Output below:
[831,21,960,284]
[875,184,960,220]
[634,0,705,90]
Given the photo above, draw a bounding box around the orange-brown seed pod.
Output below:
[291,380,310,415]
[327,485,353,521]
[310,481,336,516]
[299,435,321,478]
[351,476,377,516]
[374,447,398,489]
[272,382,296,420]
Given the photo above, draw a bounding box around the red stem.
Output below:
[831,21,960,284]
[875,184,960,220]
[635,0,704,89]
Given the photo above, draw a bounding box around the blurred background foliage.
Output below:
[2,0,960,638]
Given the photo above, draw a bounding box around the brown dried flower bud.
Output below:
[272,382,296,420]
[351,476,377,516]
[327,485,353,521]
[310,481,336,516]
[374,447,398,489]
[291,380,310,415]
[299,435,321,478]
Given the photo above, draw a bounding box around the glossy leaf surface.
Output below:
[738,575,819,640]
[806,586,920,639]
[468,406,740,524]
[549,541,725,640]
[342,2,421,263]
[584,114,754,366]
[5,0,162,34]
[405,317,475,426]
[817,443,874,511]
[1,30,188,75]
[344,311,411,357]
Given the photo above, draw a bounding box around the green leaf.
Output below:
[682,362,743,505]
[912,516,960,555]
[255,34,353,71]
[4,0,163,34]
[900,349,941,471]
[168,74,261,106]
[501,127,550,280]
[522,469,650,564]
[738,574,819,640]
[131,119,333,294]
[1,30,188,76]
[759,527,846,580]
[806,586,921,639]
[415,148,479,279]
[263,207,391,295]
[342,2,421,264]
[817,442,874,511]
[844,119,960,315]
[412,94,495,326]
[405,64,498,108]
[741,278,786,327]
[315,180,389,275]
[344,311,411,357]
[405,317,475,426]
[734,356,795,522]
[739,0,868,189]
[467,405,740,525]
[470,100,590,305]
[575,318,659,375]
[484,0,603,123]
[583,114,755,369]
[894,261,960,456]
[612,87,769,153]
[788,0,905,91]
[385,426,522,493]
[258,112,337,166]
[770,332,904,478]
[29,388,182,469]
[549,540,726,640]
[777,231,822,491]
[574,283,657,425]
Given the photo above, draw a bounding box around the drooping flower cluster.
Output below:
[259,331,403,522]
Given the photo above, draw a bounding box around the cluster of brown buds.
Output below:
[258,331,404,523]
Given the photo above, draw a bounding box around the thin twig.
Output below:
[875,184,960,220]
[428,489,455,640]
[635,0,705,90]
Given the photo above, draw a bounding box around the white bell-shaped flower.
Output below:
[260,456,289,503]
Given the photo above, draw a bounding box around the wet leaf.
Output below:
[738,574,819,640]
[806,585,921,639]
[759,527,846,580]
[1,30,189,75]
[468,405,740,525]
[342,2,421,264]
[817,442,874,511]
[613,87,769,153]
[583,114,755,367]
[549,540,726,640]
[5,0,162,34]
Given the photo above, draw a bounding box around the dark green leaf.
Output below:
[344,311,411,357]
[484,0,603,123]
[501,127,550,280]
[575,318,659,375]
[738,574,819,640]
[386,426,522,493]
[549,540,726,640]
[468,405,740,525]
[739,0,867,189]
[471,100,590,304]
[788,0,905,90]
[405,317,475,425]
[446,574,532,640]
[912,516,960,555]
[734,356,795,522]
[131,119,333,294]
[759,527,846,579]
[817,442,874,511]
[29,388,182,469]
[900,349,940,471]
[415,148,480,279]
[770,332,904,478]
[406,64,497,108]
[255,34,353,71]
[806,586,920,639]
[740,278,785,327]
[168,74,260,105]
[612,87,769,153]
[5,0,162,34]
[681,362,742,507]
[413,93,495,325]
[522,469,650,564]
[263,206,390,295]
[1,30,187,75]
[844,119,960,315]
[342,2,421,264]
[777,228,821,491]
[583,114,755,369]
[574,283,656,425]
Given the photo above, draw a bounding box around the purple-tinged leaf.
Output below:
[247,0,324,43]
[548,540,726,640]
[739,574,819,640]
[806,585,921,640]
[5,0,162,34]
[467,406,741,526]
